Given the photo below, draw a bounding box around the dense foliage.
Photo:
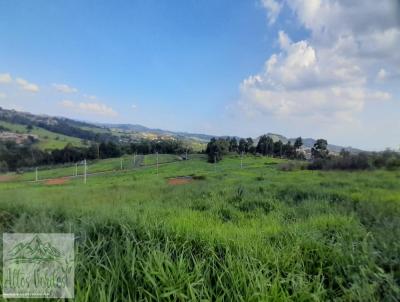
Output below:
[309,150,400,170]
[205,138,230,162]
[128,139,189,155]
[206,135,304,162]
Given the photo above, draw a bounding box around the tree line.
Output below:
[205,136,400,171]
[205,136,305,163]
[308,140,400,170]
[0,139,190,172]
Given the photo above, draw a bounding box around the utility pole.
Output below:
[35,167,38,182]
[241,151,243,169]
[156,152,159,175]
[84,159,87,184]
[133,153,136,168]
[75,163,78,177]
[120,158,123,170]
[185,148,188,161]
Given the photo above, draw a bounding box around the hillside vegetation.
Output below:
[0,120,83,149]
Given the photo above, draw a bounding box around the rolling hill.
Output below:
[0,107,362,153]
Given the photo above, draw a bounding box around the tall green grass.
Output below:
[0,156,399,301]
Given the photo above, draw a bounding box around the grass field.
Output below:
[0,155,399,301]
[0,120,83,149]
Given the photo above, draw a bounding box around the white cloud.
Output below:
[16,77,39,92]
[278,31,291,50]
[0,73,12,84]
[60,100,75,108]
[53,83,78,93]
[83,94,97,100]
[376,68,387,81]
[78,102,117,117]
[239,0,397,126]
[260,0,282,25]
[60,100,118,117]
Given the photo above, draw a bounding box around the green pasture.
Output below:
[0,155,399,301]
[0,120,83,149]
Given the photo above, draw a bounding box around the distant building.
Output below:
[0,132,39,144]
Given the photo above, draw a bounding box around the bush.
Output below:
[386,157,400,170]
[308,153,372,170]
[277,161,306,171]
[0,160,8,173]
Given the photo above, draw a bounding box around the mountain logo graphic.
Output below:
[6,235,63,264]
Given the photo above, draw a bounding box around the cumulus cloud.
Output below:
[260,0,282,25]
[78,102,118,117]
[16,77,39,92]
[240,0,398,124]
[0,73,12,84]
[60,100,118,117]
[53,83,78,93]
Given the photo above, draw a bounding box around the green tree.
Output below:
[246,138,253,152]
[312,139,329,159]
[206,138,229,163]
[273,140,283,157]
[256,135,268,155]
[229,137,238,152]
[238,138,247,153]
[340,148,350,158]
[294,137,303,150]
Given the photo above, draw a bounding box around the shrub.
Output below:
[277,161,306,171]
[310,151,400,171]
[0,160,8,173]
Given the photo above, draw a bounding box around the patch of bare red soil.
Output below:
[168,177,193,185]
[44,177,69,185]
[0,175,17,182]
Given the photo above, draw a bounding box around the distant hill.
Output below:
[0,107,118,149]
[0,107,363,153]
[99,123,215,142]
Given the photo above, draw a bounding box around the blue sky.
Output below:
[0,0,399,150]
